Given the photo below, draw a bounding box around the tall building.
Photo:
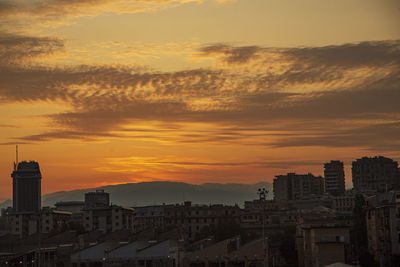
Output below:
[273,173,324,201]
[11,161,42,212]
[324,160,345,196]
[352,156,399,193]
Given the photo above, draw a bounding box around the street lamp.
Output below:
[258,188,268,267]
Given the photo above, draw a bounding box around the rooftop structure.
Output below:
[352,156,399,193]
[84,189,110,209]
[273,173,324,201]
[324,160,345,196]
[11,161,42,212]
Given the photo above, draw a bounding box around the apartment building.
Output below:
[366,191,400,267]
[324,160,345,196]
[296,219,351,267]
[352,156,399,193]
[164,201,241,240]
[273,173,324,201]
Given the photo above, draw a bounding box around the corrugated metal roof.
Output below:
[71,243,105,262]
[109,241,148,259]
[136,240,174,258]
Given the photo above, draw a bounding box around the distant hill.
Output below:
[0,181,272,209]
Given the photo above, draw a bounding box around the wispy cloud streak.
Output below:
[1,32,399,151]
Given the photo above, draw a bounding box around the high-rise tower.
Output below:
[352,156,399,193]
[324,160,345,196]
[11,161,42,212]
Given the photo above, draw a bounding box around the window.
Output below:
[319,236,329,242]
[336,236,344,242]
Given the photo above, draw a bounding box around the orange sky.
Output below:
[0,0,399,200]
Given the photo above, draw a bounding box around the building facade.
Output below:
[11,161,42,212]
[352,156,399,193]
[164,201,241,240]
[83,205,135,233]
[296,221,351,267]
[366,191,400,267]
[133,205,167,233]
[332,194,355,214]
[41,207,73,233]
[84,189,110,209]
[324,160,345,196]
[273,173,324,201]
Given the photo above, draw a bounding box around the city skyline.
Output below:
[0,0,399,199]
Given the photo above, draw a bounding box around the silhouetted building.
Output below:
[324,160,345,196]
[273,173,324,201]
[82,205,134,233]
[5,211,38,238]
[332,193,355,214]
[84,189,110,209]
[164,201,241,240]
[11,161,42,212]
[352,156,399,193]
[133,205,167,233]
[365,191,400,267]
[296,219,351,267]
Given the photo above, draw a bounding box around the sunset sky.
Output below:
[0,0,399,200]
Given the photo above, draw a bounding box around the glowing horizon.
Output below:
[0,0,399,199]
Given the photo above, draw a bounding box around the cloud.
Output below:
[272,121,400,151]
[199,40,400,68]
[0,31,64,65]
[1,33,399,152]
[199,41,400,91]
[199,44,261,64]
[0,0,203,28]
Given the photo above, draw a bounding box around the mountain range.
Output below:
[0,181,272,209]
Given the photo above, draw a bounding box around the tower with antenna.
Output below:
[11,146,42,212]
[13,145,18,171]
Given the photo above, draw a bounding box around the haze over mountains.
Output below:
[0,181,272,209]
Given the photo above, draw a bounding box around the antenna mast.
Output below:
[16,145,18,165]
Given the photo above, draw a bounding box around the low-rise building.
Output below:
[82,205,135,233]
[70,240,178,267]
[296,219,351,267]
[164,201,241,240]
[133,205,167,233]
[5,211,38,238]
[41,207,72,233]
[366,191,400,267]
[332,194,355,214]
